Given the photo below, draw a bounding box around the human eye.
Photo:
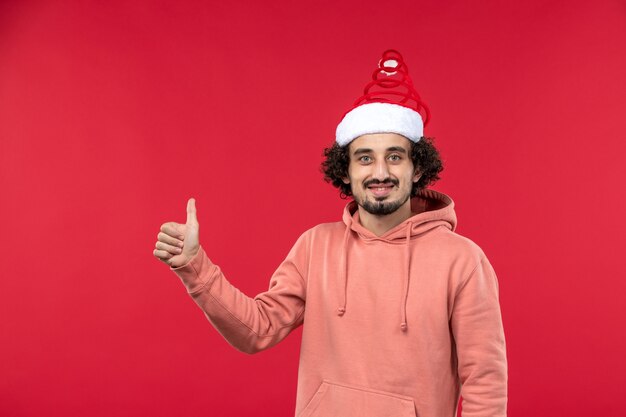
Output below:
[388,154,402,162]
[358,155,372,163]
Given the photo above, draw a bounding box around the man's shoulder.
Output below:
[430,226,488,260]
[286,221,345,256]
[290,221,345,246]
[302,220,346,237]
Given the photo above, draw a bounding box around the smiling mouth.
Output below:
[367,183,395,197]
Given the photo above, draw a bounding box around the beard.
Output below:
[355,178,411,216]
[359,193,411,215]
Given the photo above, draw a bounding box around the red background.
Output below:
[1,1,625,416]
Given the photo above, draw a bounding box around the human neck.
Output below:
[357,201,414,237]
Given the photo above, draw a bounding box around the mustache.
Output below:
[364,178,399,187]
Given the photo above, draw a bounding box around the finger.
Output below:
[186,198,198,226]
[155,241,183,255]
[153,248,174,260]
[160,222,185,240]
[157,232,184,247]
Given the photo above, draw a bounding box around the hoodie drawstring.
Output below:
[337,191,456,332]
[337,221,413,332]
[337,225,352,316]
[400,221,412,332]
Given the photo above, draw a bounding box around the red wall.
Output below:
[1,1,625,416]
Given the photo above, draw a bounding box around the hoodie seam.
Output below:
[353,225,445,245]
[453,254,486,300]
[300,230,311,290]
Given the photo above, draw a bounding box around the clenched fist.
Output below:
[154,198,200,268]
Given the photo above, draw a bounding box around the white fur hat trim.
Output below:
[335,102,424,147]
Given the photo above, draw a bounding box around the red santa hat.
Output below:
[335,49,430,147]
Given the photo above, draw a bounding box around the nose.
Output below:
[373,158,390,180]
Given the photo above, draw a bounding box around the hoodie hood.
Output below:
[336,188,457,331]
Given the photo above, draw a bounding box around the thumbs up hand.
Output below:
[154,198,200,268]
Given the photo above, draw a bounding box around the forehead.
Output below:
[347,133,412,154]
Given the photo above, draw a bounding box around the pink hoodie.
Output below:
[171,189,507,417]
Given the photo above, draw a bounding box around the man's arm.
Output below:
[170,239,307,354]
[154,198,307,354]
[451,255,508,417]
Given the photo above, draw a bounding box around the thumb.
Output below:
[186,198,199,226]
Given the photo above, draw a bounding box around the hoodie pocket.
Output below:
[299,380,417,417]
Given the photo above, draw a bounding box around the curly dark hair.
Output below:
[321,136,444,199]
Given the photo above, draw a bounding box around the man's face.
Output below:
[342,133,421,216]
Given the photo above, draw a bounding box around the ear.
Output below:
[342,176,351,185]
[413,169,422,183]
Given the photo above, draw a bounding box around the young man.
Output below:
[154,50,508,417]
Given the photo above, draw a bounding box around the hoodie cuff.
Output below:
[169,246,217,294]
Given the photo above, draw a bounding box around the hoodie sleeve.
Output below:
[451,254,508,417]
[169,234,308,354]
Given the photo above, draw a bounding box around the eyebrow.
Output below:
[352,148,373,156]
[386,146,408,154]
[352,146,408,156]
